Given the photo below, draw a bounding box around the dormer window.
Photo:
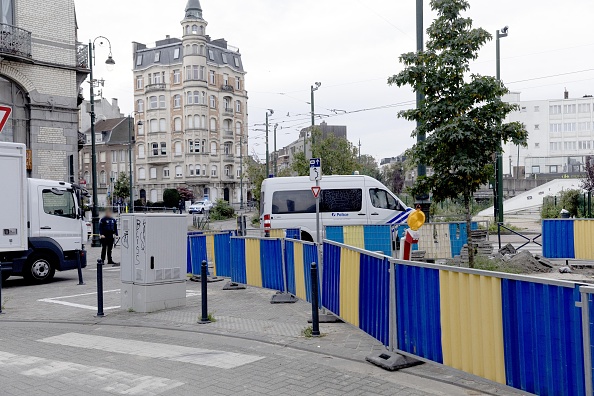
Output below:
[154,51,160,62]
[234,57,240,67]
[136,55,143,66]
[221,53,228,64]
[208,50,214,61]
[173,48,180,59]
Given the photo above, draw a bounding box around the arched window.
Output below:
[195,140,201,153]
[149,96,158,109]
[138,168,146,180]
[199,26,205,35]
[187,91,193,105]
[188,140,194,153]
[173,95,181,108]
[189,165,194,176]
[149,119,158,133]
[199,45,205,55]
[201,115,206,128]
[196,164,201,176]
[174,117,182,131]
[194,115,200,128]
[192,44,198,54]
[224,142,232,155]
[210,118,217,131]
[100,171,106,184]
[174,141,182,156]
[159,95,165,108]
[225,165,232,176]
[210,95,216,108]
[185,25,190,35]
[137,99,144,112]
[211,165,218,177]
[202,164,207,175]
[138,145,145,159]
[194,91,200,104]
[235,121,242,135]
[210,142,217,154]
[187,115,193,129]
[137,123,144,136]
[149,167,157,179]
[175,166,183,177]
[191,25,198,34]
[223,97,231,111]
[223,119,232,134]
[201,91,206,105]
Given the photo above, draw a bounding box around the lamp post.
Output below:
[309,82,321,156]
[265,109,274,178]
[273,123,278,176]
[239,135,245,209]
[127,113,143,213]
[88,36,115,248]
[495,26,508,224]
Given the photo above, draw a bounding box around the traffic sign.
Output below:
[311,186,321,198]
[309,158,322,181]
[0,106,12,133]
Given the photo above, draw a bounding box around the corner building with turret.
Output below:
[132,0,248,204]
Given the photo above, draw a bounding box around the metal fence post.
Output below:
[389,259,397,353]
[96,259,104,317]
[579,288,593,396]
[281,238,288,294]
[0,263,3,315]
[76,250,85,285]
[198,260,210,324]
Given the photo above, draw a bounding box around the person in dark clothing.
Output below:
[178,199,185,214]
[99,209,118,265]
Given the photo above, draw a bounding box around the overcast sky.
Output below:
[75,0,594,163]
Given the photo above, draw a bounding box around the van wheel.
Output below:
[23,253,56,283]
[301,232,314,242]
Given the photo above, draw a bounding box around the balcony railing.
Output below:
[223,154,234,162]
[0,24,32,60]
[223,108,234,116]
[76,42,89,69]
[145,83,167,93]
[221,85,234,92]
[223,129,234,136]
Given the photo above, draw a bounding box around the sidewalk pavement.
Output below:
[0,244,523,395]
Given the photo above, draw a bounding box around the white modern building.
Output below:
[132,0,248,204]
[503,91,594,178]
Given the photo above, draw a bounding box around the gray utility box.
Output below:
[120,214,187,313]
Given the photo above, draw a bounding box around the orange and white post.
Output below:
[400,206,426,261]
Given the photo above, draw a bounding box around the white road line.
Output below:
[39,333,264,369]
[0,351,184,395]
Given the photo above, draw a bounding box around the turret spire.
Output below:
[185,0,202,19]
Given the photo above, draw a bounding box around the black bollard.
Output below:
[96,259,104,317]
[198,260,210,324]
[310,262,320,337]
[76,250,85,285]
[0,263,3,315]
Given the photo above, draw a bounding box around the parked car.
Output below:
[189,200,214,214]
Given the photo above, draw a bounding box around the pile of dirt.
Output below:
[501,251,553,274]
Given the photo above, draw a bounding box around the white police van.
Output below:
[260,175,411,241]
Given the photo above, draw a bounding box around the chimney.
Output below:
[166,35,170,39]
[112,98,118,110]
[564,88,569,100]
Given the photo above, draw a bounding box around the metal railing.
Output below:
[0,24,32,59]
[221,85,234,92]
[497,222,542,250]
[145,83,166,93]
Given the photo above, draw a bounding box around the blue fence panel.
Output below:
[325,227,344,244]
[543,219,575,258]
[449,223,467,257]
[260,239,284,291]
[322,242,341,315]
[230,238,247,284]
[286,228,301,240]
[589,293,594,393]
[303,243,320,305]
[284,240,296,295]
[359,255,390,345]
[186,236,191,273]
[396,264,443,363]
[363,225,392,256]
[188,235,208,275]
[501,280,584,396]
[214,233,232,277]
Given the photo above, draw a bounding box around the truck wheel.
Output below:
[23,253,56,283]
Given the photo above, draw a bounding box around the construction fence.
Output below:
[543,219,594,260]
[187,229,594,395]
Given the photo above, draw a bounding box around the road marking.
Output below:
[39,333,264,369]
[38,290,121,311]
[0,350,184,395]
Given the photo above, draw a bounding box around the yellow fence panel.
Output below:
[439,271,506,384]
[293,243,307,300]
[574,220,594,260]
[245,239,262,287]
[206,235,216,275]
[343,226,365,250]
[339,247,360,327]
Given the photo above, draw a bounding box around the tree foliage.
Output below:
[177,187,195,202]
[292,129,358,176]
[358,154,381,180]
[113,173,130,201]
[246,156,266,203]
[581,156,594,192]
[163,188,181,208]
[381,162,405,194]
[388,0,527,267]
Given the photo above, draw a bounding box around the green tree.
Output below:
[113,173,130,201]
[358,154,381,180]
[381,162,405,194]
[245,156,266,204]
[163,188,181,208]
[177,187,195,202]
[292,129,358,176]
[388,0,527,267]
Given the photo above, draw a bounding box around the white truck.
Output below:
[0,142,87,283]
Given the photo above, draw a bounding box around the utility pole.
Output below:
[358,139,361,163]
[265,109,273,178]
[310,82,321,157]
[273,123,278,176]
[495,27,508,224]
[239,135,244,209]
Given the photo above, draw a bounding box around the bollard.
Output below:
[198,260,210,324]
[310,262,320,337]
[96,259,104,317]
[0,263,3,315]
[76,250,85,285]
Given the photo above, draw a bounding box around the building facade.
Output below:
[0,0,88,181]
[79,117,133,207]
[503,91,594,178]
[132,0,248,204]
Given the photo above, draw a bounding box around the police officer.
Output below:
[99,209,118,265]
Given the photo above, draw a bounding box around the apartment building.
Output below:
[132,0,247,204]
[503,91,594,178]
[0,0,89,180]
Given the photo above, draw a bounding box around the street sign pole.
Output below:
[309,158,322,244]
[315,178,320,245]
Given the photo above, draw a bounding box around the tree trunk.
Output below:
[465,194,475,268]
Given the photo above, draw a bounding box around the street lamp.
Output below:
[128,113,143,213]
[309,82,321,157]
[88,36,115,248]
[265,109,274,178]
[495,26,508,224]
